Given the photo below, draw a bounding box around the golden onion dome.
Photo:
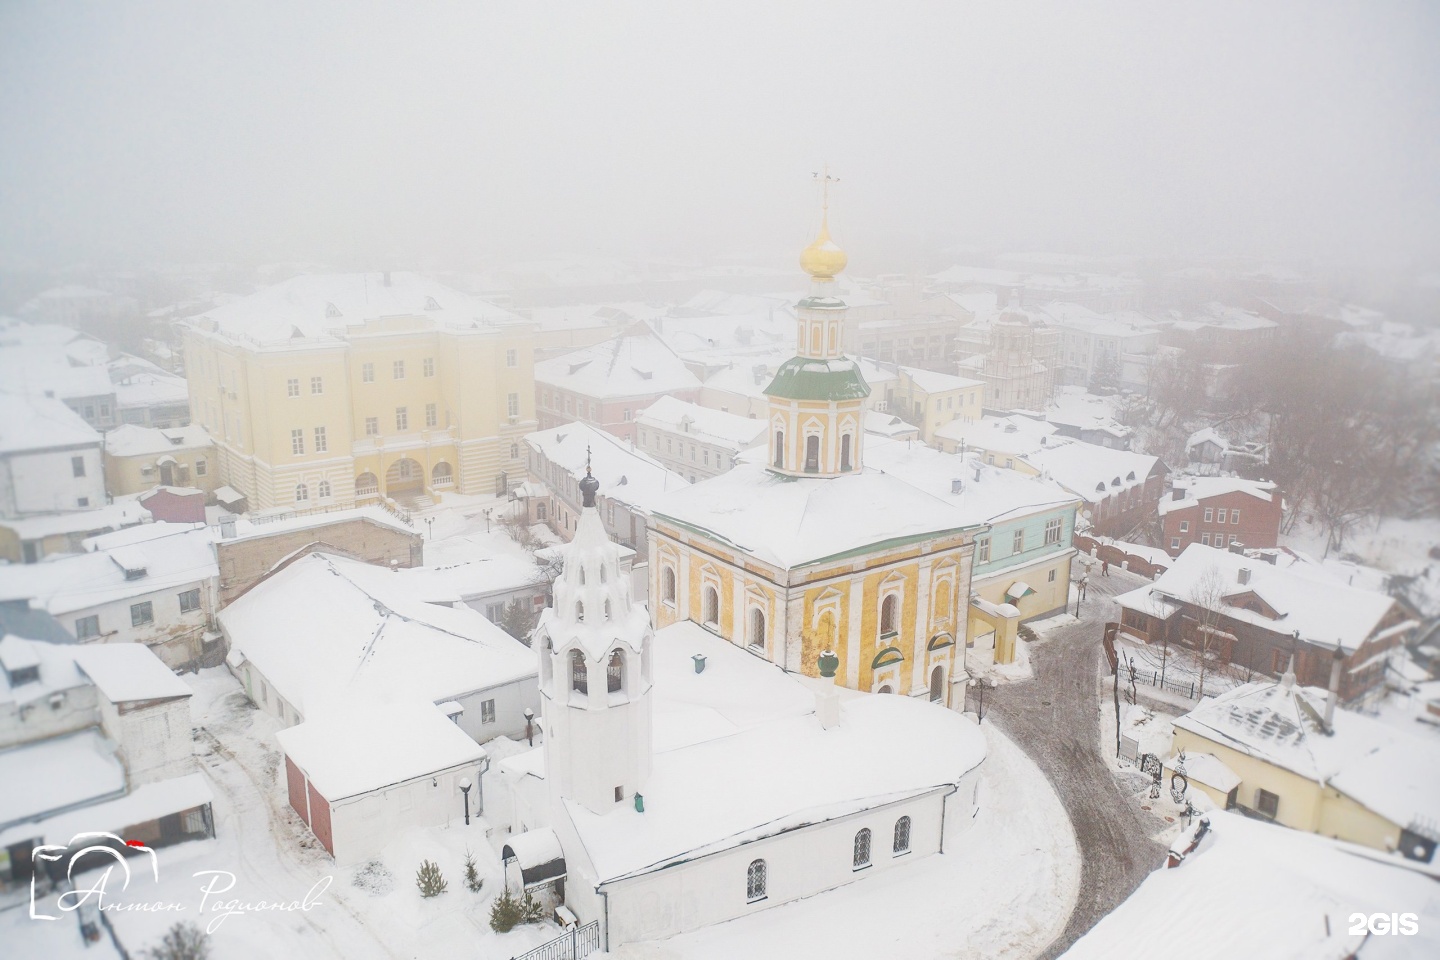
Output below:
[800,217,847,279]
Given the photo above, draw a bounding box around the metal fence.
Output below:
[513,920,601,960]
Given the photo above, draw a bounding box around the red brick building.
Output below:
[1159,476,1282,557]
[1113,544,1414,704]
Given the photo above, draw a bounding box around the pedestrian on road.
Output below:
[1101,559,1110,577]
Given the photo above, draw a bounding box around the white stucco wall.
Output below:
[450,677,542,745]
[325,761,485,866]
[0,446,106,517]
[67,576,214,668]
[0,681,98,750]
[97,695,194,788]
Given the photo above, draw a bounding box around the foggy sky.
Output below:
[2,1,1438,272]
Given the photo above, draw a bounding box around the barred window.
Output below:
[570,650,588,694]
[746,859,767,902]
[893,816,911,854]
[853,828,872,869]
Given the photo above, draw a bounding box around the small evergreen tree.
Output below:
[519,890,546,923]
[500,597,541,644]
[416,859,448,898]
[489,888,523,932]
[143,922,209,960]
[463,848,483,893]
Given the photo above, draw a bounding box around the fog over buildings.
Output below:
[2,0,1439,273]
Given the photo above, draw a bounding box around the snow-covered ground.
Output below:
[1281,513,1440,576]
[611,722,1081,960]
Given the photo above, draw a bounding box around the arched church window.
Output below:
[840,433,852,472]
[607,650,624,693]
[929,665,945,704]
[604,597,612,620]
[774,430,785,469]
[599,564,607,584]
[702,586,719,627]
[575,600,584,622]
[662,566,676,604]
[880,594,899,638]
[853,828,872,869]
[748,607,766,650]
[893,816,911,854]
[810,326,821,354]
[578,566,586,585]
[570,650,588,694]
[805,435,820,473]
[746,859,767,902]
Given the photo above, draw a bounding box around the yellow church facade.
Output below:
[181,273,536,512]
[648,185,984,707]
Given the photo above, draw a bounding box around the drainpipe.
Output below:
[476,755,490,813]
[1323,643,1344,732]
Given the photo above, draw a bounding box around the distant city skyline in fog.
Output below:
[2,1,1438,274]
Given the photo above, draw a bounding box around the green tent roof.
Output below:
[763,356,872,402]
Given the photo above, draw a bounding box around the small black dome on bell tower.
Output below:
[580,445,600,508]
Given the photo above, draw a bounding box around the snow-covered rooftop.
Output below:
[0,391,101,454]
[1174,679,1440,829]
[276,701,485,801]
[0,500,150,541]
[934,414,1066,458]
[1020,443,1162,503]
[900,366,983,394]
[1060,810,1440,960]
[71,643,193,703]
[552,621,986,883]
[0,729,126,829]
[104,423,212,457]
[862,436,1078,526]
[635,396,768,453]
[219,504,417,542]
[1159,475,1277,515]
[525,421,690,514]
[534,330,701,399]
[1117,543,1399,652]
[219,553,536,718]
[652,461,982,570]
[0,772,212,850]
[188,272,526,347]
[0,525,216,615]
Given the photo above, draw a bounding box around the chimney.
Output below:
[383,271,392,287]
[1237,567,1251,585]
[1324,644,1344,730]
[1228,540,1245,555]
[219,515,236,540]
[1172,488,1184,501]
[951,478,964,495]
[816,651,841,730]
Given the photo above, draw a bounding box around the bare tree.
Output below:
[1187,565,1233,702]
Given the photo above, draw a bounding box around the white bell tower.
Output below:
[534,452,654,816]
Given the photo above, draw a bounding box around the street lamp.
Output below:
[425,516,434,540]
[459,777,472,826]
[974,677,995,722]
[484,509,492,534]
[523,708,535,746]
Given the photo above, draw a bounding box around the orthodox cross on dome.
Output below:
[585,445,592,477]
[812,164,840,215]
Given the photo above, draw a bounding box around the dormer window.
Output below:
[324,302,342,319]
[424,296,441,311]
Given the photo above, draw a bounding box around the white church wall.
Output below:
[326,761,483,866]
[599,790,948,948]
[449,678,541,745]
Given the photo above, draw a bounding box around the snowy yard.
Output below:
[1,668,563,960]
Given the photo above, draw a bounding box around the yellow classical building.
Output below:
[648,194,985,706]
[181,273,536,512]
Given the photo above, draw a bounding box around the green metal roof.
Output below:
[763,356,872,402]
